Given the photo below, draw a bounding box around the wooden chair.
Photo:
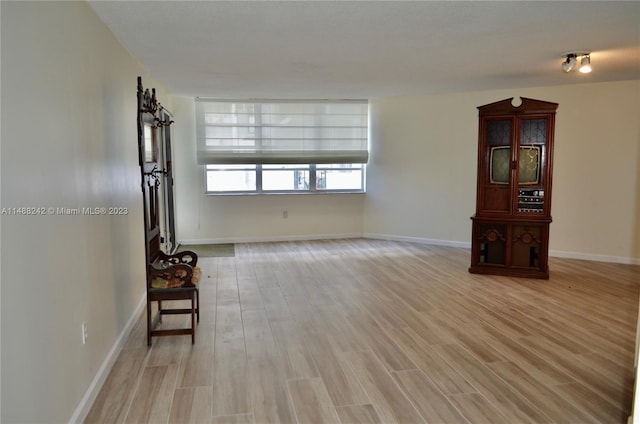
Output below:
[146,242,200,346]
[138,77,200,346]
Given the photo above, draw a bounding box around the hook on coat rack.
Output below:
[154,117,174,128]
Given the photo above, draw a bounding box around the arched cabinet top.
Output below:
[478,97,558,116]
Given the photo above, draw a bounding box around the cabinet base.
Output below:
[469,265,549,280]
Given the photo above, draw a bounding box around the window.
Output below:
[206,164,256,192]
[196,99,368,194]
[205,163,364,194]
[262,164,309,191]
[316,163,363,191]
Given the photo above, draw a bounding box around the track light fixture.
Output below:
[579,55,591,73]
[561,51,592,74]
[562,54,577,72]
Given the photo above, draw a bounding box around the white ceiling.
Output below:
[89,1,640,99]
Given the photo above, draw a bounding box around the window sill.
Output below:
[205,190,365,196]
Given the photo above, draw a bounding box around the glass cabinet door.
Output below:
[516,118,547,214]
[481,118,513,213]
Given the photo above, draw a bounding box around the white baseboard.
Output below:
[68,293,146,424]
[549,249,640,266]
[179,233,364,245]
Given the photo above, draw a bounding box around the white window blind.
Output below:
[196,99,369,165]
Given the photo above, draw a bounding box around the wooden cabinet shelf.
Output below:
[469,97,558,279]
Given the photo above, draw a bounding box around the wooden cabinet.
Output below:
[469,97,558,279]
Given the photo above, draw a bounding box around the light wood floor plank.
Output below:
[168,387,212,424]
[242,309,279,360]
[313,307,369,353]
[238,278,265,312]
[85,349,148,423]
[242,309,295,423]
[146,331,187,368]
[551,381,628,423]
[122,314,150,351]
[215,304,244,342]
[247,356,295,424]
[212,338,249,416]
[488,360,601,424]
[177,345,213,388]
[193,321,215,347]
[477,323,574,386]
[253,262,280,289]
[518,335,634,407]
[342,349,425,423]
[125,364,178,423]
[386,327,476,395]
[433,343,552,423]
[211,414,254,424]
[392,304,456,346]
[361,294,408,331]
[303,331,370,407]
[447,392,511,424]
[392,369,470,423]
[270,319,320,380]
[286,377,341,424]
[335,404,382,424]
[347,312,417,372]
[260,286,294,323]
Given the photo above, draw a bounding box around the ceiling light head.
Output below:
[562,54,577,72]
[579,55,592,73]
[561,51,591,74]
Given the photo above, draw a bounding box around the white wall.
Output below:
[365,81,640,263]
[171,97,365,244]
[173,82,639,263]
[1,2,167,422]
[365,94,478,246]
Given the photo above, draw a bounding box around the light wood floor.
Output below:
[86,239,640,423]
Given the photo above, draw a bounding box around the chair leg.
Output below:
[146,297,152,347]
[196,289,200,323]
[191,294,196,344]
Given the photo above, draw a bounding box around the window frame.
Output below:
[205,163,365,195]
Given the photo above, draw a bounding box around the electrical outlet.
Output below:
[82,322,88,344]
